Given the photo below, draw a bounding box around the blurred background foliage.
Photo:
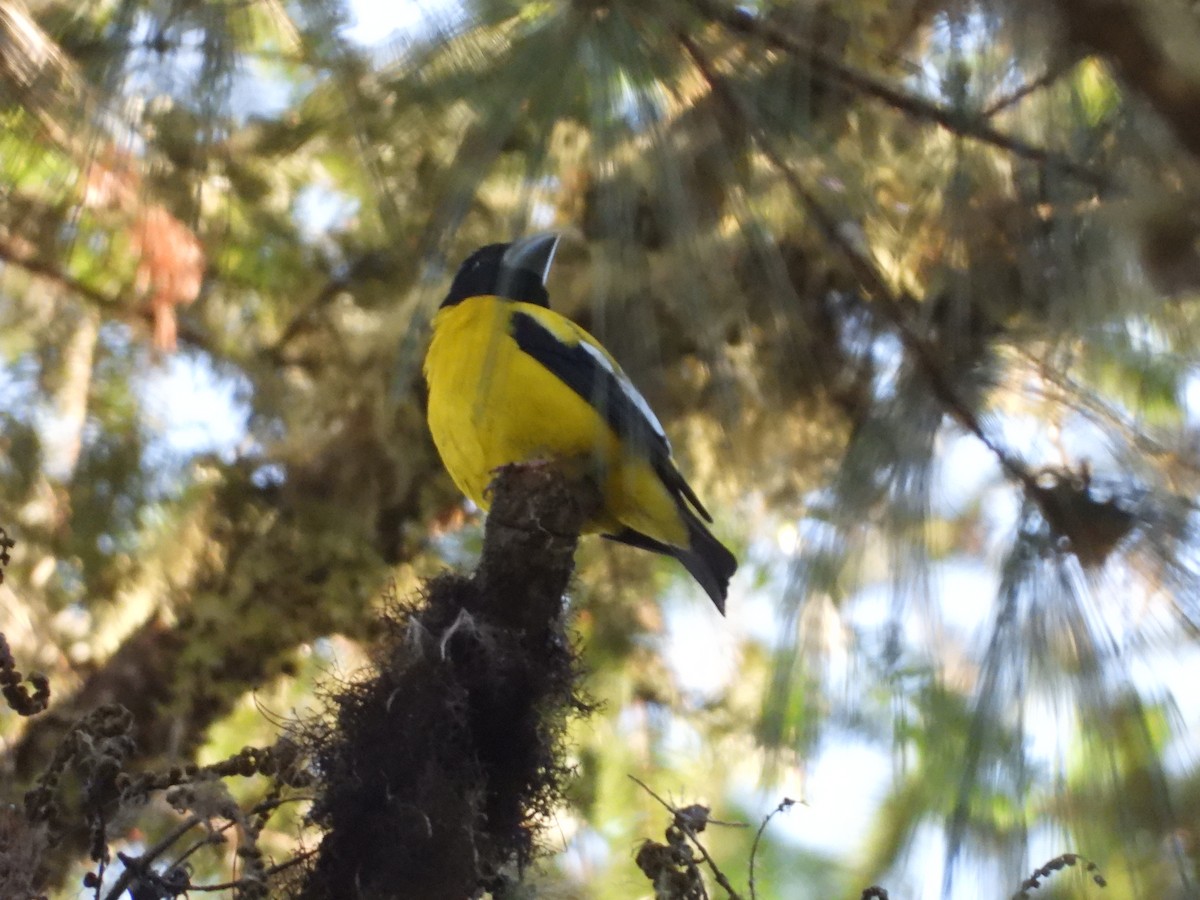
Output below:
[2,0,1200,896]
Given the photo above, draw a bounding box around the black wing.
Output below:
[509,310,711,522]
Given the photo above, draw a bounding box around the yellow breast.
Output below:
[425,296,617,510]
[423,295,686,546]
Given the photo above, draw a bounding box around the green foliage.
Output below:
[3,0,1200,896]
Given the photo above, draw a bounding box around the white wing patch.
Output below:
[577,340,669,446]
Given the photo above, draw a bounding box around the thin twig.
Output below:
[167,794,316,872]
[181,846,319,892]
[680,821,735,899]
[982,62,1076,117]
[101,815,203,900]
[748,798,796,900]
[628,773,679,819]
[628,774,745,900]
[92,853,104,900]
[169,827,228,871]
[100,792,313,900]
[266,251,384,356]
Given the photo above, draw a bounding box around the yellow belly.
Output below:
[424,296,687,547]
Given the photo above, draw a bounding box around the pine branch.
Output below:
[691,0,1110,190]
[678,33,1060,525]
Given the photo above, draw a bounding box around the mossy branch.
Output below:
[299,463,601,899]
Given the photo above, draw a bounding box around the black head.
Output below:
[441,234,560,308]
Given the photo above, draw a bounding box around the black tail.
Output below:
[604,513,737,615]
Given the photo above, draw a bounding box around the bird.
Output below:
[423,233,738,613]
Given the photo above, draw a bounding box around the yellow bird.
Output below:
[424,234,736,613]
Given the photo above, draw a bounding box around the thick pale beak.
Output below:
[500,232,560,284]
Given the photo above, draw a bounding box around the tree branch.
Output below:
[300,464,600,899]
[0,234,120,310]
[679,32,1054,516]
[983,61,1076,118]
[692,0,1109,190]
